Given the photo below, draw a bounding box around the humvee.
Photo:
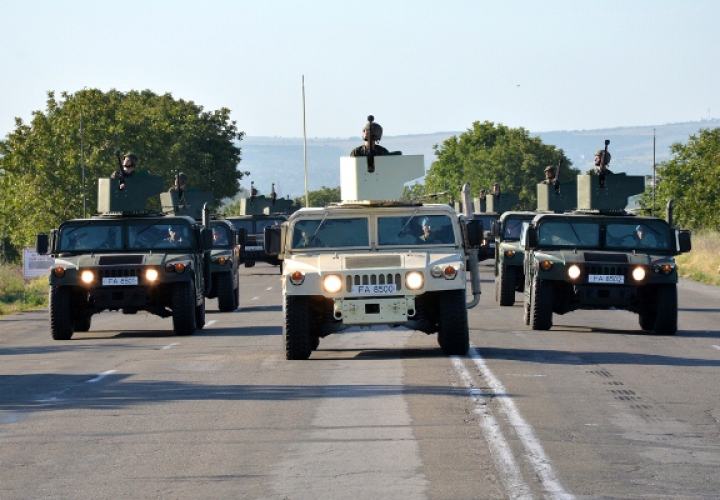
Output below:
[492,211,536,306]
[265,155,483,359]
[522,173,691,334]
[36,176,213,339]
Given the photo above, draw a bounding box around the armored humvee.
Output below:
[522,173,691,335]
[492,211,536,306]
[265,155,483,359]
[36,176,213,339]
[161,189,242,312]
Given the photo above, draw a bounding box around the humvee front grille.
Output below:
[100,268,140,278]
[99,255,144,265]
[346,273,403,292]
[345,255,402,269]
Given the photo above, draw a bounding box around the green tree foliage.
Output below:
[425,121,575,210]
[293,186,341,208]
[639,127,720,230]
[0,88,246,247]
[402,182,427,202]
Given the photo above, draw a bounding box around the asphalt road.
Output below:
[2,263,720,500]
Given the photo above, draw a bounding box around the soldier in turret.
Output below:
[350,117,389,157]
[169,171,188,202]
[587,150,613,175]
[542,165,559,185]
[111,152,139,190]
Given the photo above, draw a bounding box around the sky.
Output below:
[2,0,720,141]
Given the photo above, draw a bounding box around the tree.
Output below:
[293,186,341,208]
[0,89,246,248]
[425,121,575,210]
[639,127,720,230]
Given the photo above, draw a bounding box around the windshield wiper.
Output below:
[307,212,329,245]
[397,208,420,237]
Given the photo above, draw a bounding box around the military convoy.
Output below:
[265,155,483,360]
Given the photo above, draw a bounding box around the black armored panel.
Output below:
[237,196,296,216]
[577,174,645,211]
[486,193,519,214]
[537,181,578,213]
[97,175,164,213]
[160,189,215,220]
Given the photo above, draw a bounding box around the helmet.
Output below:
[124,152,139,164]
[544,165,557,173]
[363,115,383,140]
[635,225,643,232]
[177,172,188,183]
[594,150,611,165]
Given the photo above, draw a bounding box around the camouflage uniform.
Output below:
[350,144,390,157]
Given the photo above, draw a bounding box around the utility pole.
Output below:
[652,128,656,217]
[302,75,309,208]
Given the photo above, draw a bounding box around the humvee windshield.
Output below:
[59,222,123,252]
[256,218,285,232]
[538,220,600,247]
[129,221,193,250]
[605,220,670,250]
[292,217,369,249]
[378,214,455,246]
[211,225,231,247]
[503,216,534,241]
[229,219,253,233]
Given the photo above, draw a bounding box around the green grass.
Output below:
[675,230,720,287]
[0,265,48,316]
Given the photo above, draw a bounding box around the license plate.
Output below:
[352,284,397,294]
[588,275,624,284]
[102,277,138,286]
[244,245,263,251]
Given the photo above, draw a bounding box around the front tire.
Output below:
[438,289,469,355]
[217,272,236,312]
[530,279,553,330]
[498,264,516,306]
[50,286,74,340]
[73,316,92,332]
[196,299,206,330]
[653,284,678,335]
[284,296,312,360]
[172,281,197,336]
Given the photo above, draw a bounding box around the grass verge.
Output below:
[0,265,48,316]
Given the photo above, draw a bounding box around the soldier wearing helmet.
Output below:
[169,171,189,201]
[541,165,559,184]
[350,116,390,157]
[111,152,139,190]
[587,149,613,175]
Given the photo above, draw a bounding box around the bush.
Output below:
[0,265,48,316]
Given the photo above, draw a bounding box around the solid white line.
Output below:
[451,357,533,500]
[204,320,217,327]
[712,345,720,351]
[86,370,116,383]
[161,342,179,350]
[468,348,575,500]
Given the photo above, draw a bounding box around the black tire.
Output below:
[73,316,92,332]
[653,284,678,336]
[172,281,197,336]
[530,279,553,330]
[311,335,320,351]
[637,286,656,331]
[217,272,236,312]
[438,289,469,355]
[50,286,74,340]
[284,296,312,360]
[196,299,206,330]
[498,264,516,306]
[523,295,531,325]
[233,277,240,310]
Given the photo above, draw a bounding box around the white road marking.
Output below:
[452,357,533,499]
[266,287,273,291]
[712,345,720,351]
[468,348,575,500]
[161,342,179,350]
[252,296,259,301]
[86,370,116,383]
[204,320,217,327]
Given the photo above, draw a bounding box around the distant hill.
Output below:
[237,119,720,200]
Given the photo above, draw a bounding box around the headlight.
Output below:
[504,250,515,259]
[322,274,343,294]
[567,264,581,280]
[405,271,424,290]
[539,260,553,271]
[632,267,646,281]
[145,268,159,282]
[80,270,94,284]
[289,271,305,285]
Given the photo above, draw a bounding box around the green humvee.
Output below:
[492,211,536,306]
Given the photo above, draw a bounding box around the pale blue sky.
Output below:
[2,0,719,140]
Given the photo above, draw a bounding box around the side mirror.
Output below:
[491,220,500,239]
[235,227,247,247]
[36,234,49,255]
[264,226,282,256]
[677,230,691,254]
[522,227,538,250]
[464,219,483,247]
